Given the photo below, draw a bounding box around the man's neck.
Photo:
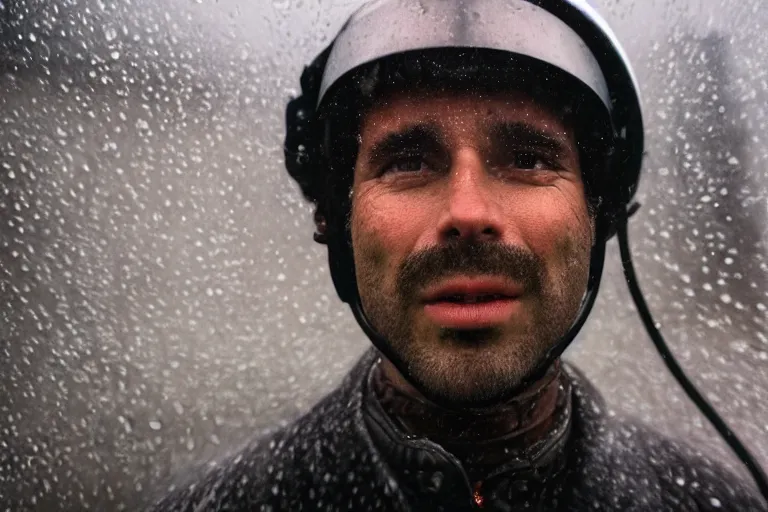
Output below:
[372,357,570,481]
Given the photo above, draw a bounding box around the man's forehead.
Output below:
[360,90,573,142]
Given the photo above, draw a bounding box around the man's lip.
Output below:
[421,277,523,303]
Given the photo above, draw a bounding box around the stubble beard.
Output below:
[362,284,582,408]
[355,236,591,409]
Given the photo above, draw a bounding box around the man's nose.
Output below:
[436,150,505,243]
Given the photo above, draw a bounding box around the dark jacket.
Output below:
[147,349,766,511]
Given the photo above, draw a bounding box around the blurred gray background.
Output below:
[0,0,766,510]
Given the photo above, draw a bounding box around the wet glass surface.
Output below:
[0,0,766,509]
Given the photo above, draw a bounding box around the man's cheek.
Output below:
[351,213,397,295]
[353,202,412,266]
[533,215,591,276]
[551,231,592,294]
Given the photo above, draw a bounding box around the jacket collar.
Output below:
[361,353,575,509]
[370,358,569,482]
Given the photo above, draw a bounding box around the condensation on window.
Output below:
[0,0,765,509]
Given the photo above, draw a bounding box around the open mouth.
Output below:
[420,277,523,329]
[422,293,519,329]
[432,294,511,303]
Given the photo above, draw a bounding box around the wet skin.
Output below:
[343,91,595,407]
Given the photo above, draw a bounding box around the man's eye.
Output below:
[511,151,549,170]
[385,156,429,174]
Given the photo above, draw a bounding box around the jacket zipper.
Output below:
[473,481,485,508]
[409,437,483,510]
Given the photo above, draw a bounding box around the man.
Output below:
[148,0,767,510]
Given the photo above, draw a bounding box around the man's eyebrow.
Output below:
[488,121,572,157]
[366,122,444,167]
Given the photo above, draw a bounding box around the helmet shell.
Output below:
[319,0,612,111]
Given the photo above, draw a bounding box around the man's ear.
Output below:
[313,207,328,244]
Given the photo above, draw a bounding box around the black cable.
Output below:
[616,213,768,503]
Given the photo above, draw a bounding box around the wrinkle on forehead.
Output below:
[360,90,575,150]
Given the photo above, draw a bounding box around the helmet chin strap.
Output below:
[345,234,608,411]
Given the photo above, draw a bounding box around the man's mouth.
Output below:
[421,278,522,329]
[422,276,522,303]
[431,294,511,304]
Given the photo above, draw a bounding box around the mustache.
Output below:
[396,239,545,300]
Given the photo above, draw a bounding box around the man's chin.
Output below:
[438,326,504,346]
[414,376,522,410]
[403,344,538,410]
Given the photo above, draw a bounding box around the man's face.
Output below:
[349,90,594,407]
